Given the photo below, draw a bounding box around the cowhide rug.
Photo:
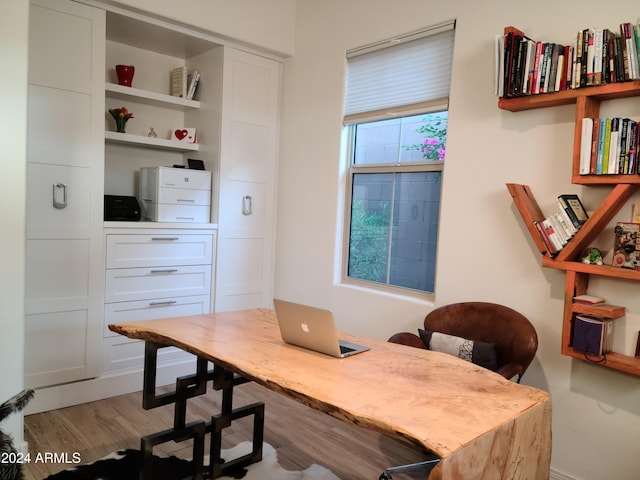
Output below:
[44,442,341,480]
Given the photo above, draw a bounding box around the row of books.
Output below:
[495,22,640,98]
[170,66,200,100]
[534,194,589,256]
[580,117,640,175]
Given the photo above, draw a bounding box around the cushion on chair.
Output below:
[418,329,498,372]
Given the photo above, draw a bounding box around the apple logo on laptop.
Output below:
[300,322,310,333]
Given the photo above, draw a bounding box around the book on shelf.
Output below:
[558,194,589,228]
[573,294,605,305]
[612,222,640,269]
[186,70,200,100]
[589,118,600,174]
[571,315,613,356]
[579,117,593,175]
[171,66,188,98]
[496,21,640,98]
[542,218,565,251]
[534,220,559,256]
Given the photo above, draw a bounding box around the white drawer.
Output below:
[154,187,211,206]
[105,265,212,303]
[104,294,210,337]
[142,203,210,223]
[106,233,214,269]
[102,336,194,373]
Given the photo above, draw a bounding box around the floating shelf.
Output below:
[498,80,640,112]
[106,82,200,110]
[105,131,199,152]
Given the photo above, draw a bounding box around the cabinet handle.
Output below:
[242,195,252,215]
[150,237,179,241]
[176,199,195,203]
[176,217,195,221]
[149,269,178,274]
[52,183,67,209]
[149,300,178,306]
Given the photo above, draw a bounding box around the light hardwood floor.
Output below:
[23,382,431,479]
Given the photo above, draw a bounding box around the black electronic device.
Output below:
[188,159,205,170]
[104,195,141,221]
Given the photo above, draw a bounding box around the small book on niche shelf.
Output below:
[171,66,188,98]
[573,294,605,305]
[571,315,612,356]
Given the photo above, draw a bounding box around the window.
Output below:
[343,22,455,294]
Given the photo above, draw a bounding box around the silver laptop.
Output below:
[273,299,370,358]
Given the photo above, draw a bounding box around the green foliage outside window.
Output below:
[348,200,390,283]
[402,113,448,161]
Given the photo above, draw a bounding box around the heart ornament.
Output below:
[172,128,197,144]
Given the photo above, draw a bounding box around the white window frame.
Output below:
[341,105,447,297]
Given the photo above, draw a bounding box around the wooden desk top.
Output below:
[109,309,551,462]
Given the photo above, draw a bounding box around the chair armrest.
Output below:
[496,362,524,382]
[387,332,426,349]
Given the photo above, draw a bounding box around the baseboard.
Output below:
[551,467,580,480]
[23,360,196,415]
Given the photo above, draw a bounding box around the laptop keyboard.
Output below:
[340,345,356,354]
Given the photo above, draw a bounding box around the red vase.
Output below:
[116,65,135,87]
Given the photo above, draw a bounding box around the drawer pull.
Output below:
[150,269,178,274]
[150,237,179,241]
[176,199,196,203]
[149,300,178,306]
[176,217,195,221]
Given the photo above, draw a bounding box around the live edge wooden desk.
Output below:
[109,308,552,480]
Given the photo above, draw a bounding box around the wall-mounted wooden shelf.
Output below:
[502,80,640,378]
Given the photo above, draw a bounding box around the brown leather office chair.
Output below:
[388,301,538,383]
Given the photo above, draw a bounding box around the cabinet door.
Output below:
[26,0,105,388]
[216,48,281,311]
[26,163,92,238]
[27,85,94,168]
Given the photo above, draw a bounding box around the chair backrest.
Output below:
[423,302,538,380]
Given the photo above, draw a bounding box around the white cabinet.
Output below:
[24,1,282,410]
[215,49,281,311]
[103,228,215,373]
[25,0,105,388]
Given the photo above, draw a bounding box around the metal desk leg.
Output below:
[208,365,264,479]
[140,342,265,480]
[140,342,211,480]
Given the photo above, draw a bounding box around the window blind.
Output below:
[344,21,455,124]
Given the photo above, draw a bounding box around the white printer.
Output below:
[139,166,211,223]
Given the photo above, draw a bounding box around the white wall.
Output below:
[0,0,28,447]
[276,1,640,479]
